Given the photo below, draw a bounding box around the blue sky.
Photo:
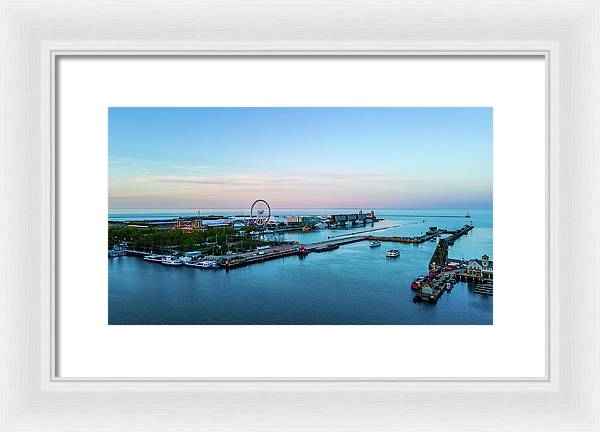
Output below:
[108,107,492,209]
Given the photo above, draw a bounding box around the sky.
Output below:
[108,107,492,210]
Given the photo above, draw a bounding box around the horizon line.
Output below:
[108,207,493,211]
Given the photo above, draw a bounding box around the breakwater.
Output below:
[428,224,474,270]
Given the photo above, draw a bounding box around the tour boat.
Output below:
[161,255,183,266]
[143,254,163,263]
[369,240,382,247]
[386,249,400,258]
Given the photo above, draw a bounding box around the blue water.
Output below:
[108,209,492,325]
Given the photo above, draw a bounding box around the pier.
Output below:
[326,222,417,239]
[218,236,367,269]
[367,226,447,244]
[428,224,474,270]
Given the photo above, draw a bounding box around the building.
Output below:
[284,216,304,226]
[201,219,232,228]
[268,216,288,226]
[173,218,204,232]
[466,254,493,280]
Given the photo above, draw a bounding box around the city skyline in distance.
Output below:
[109,107,493,210]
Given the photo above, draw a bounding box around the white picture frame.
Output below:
[1,1,598,431]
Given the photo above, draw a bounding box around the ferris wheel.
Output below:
[250,199,271,227]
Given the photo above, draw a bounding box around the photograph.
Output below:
[108,107,493,325]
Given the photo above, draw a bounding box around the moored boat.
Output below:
[108,242,127,257]
[185,260,218,269]
[143,253,163,263]
[411,276,425,290]
[297,246,310,255]
[161,255,183,266]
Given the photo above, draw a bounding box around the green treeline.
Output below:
[108,225,277,255]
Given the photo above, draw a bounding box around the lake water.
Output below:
[108,209,492,325]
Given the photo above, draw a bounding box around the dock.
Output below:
[220,247,302,269]
[366,225,469,245]
[472,281,493,296]
[220,236,367,269]
[327,222,417,239]
[428,224,474,270]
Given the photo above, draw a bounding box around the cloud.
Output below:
[129,171,443,188]
[132,174,305,186]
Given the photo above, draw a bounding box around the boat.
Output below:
[108,242,127,257]
[369,240,382,247]
[143,253,163,263]
[185,260,218,269]
[108,247,126,258]
[411,276,425,290]
[301,225,312,232]
[161,255,183,266]
[465,210,471,218]
[297,246,310,255]
[386,249,400,258]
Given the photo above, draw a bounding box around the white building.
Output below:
[466,254,493,280]
[201,219,231,228]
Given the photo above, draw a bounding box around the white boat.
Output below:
[161,256,183,266]
[386,249,400,258]
[143,253,163,263]
[184,260,218,269]
[108,242,127,257]
[108,248,126,258]
[369,241,382,247]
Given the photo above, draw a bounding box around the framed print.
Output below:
[56,56,544,379]
[1,1,599,431]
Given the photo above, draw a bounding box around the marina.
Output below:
[109,207,493,323]
[108,208,492,325]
